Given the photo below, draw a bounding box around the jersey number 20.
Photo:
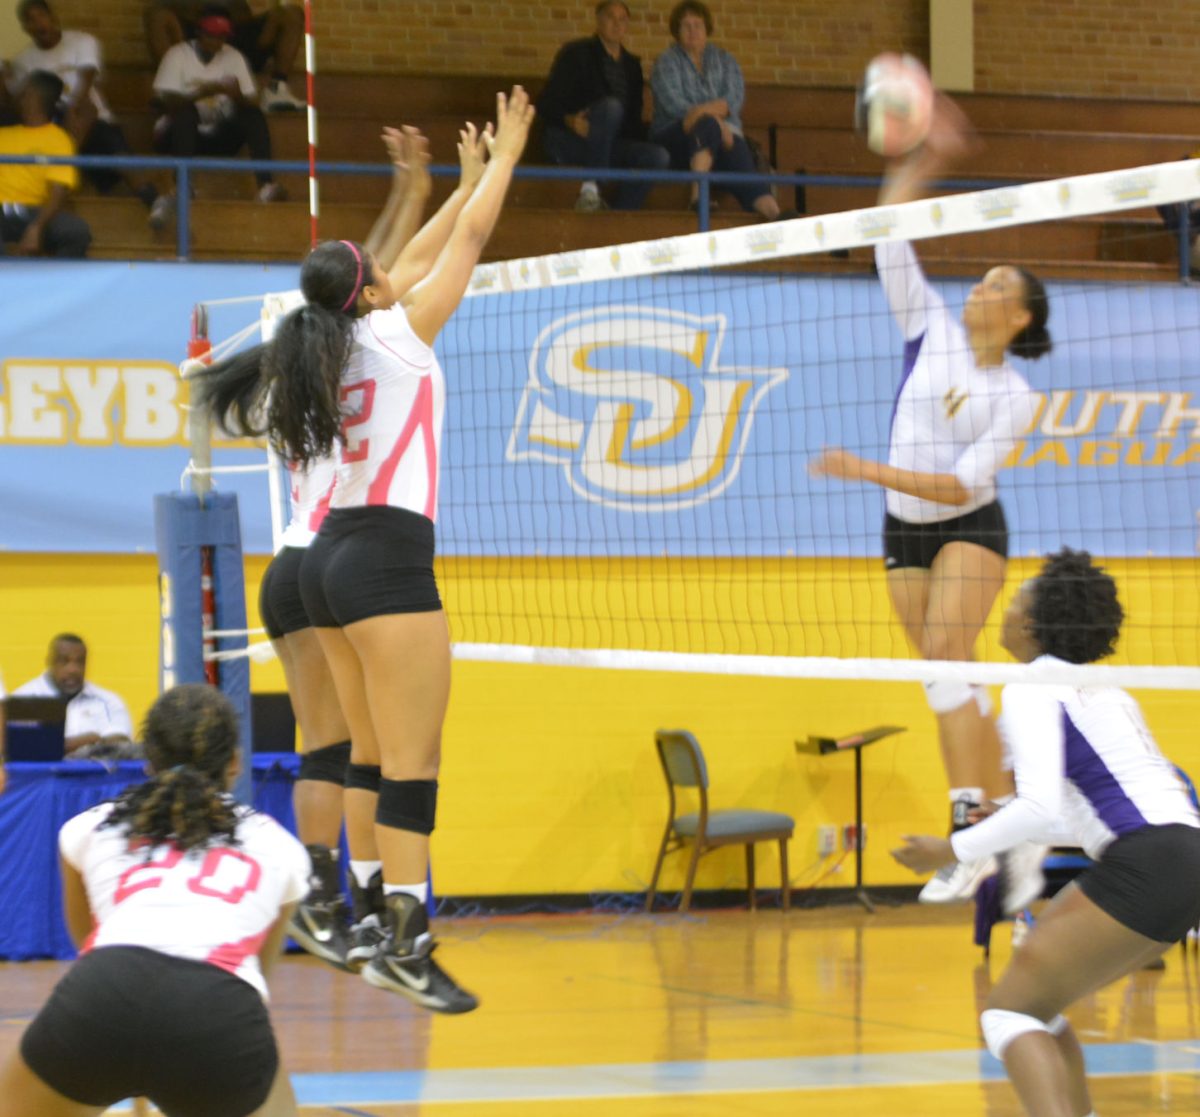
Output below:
[114,848,263,906]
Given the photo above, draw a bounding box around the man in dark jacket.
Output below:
[538,0,668,211]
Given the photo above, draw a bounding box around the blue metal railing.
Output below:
[0,151,1193,281]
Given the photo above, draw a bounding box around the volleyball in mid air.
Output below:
[855,53,934,158]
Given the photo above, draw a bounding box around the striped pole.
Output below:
[304,0,319,247]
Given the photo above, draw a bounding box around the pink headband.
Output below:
[339,240,364,313]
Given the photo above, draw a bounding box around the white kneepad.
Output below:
[980,1008,1049,1058]
[923,679,975,714]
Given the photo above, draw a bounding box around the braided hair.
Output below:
[193,239,370,467]
[1028,547,1124,664]
[101,684,241,851]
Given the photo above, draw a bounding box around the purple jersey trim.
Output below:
[888,332,925,438]
[1063,708,1149,836]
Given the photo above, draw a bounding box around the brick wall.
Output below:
[975,0,1200,100]
[48,0,1200,101]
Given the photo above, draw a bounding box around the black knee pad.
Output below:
[376,778,438,835]
[345,763,381,793]
[297,741,351,786]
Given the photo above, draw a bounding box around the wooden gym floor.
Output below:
[2,904,1198,1115]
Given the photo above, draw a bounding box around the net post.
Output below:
[154,302,254,801]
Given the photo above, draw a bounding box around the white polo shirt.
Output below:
[13,674,134,741]
[153,40,257,133]
[8,30,115,123]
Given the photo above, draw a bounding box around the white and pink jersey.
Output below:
[330,303,446,520]
[59,801,310,1000]
[279,454,338,548]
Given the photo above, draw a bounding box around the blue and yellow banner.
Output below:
[1,261,1196,556]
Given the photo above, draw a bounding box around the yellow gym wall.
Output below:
[1,553,1196,897]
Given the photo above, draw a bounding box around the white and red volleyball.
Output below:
[855,53,934,158]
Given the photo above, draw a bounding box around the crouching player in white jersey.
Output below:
[813,94,1051,904]
[893,548,1200,1117]
[0,684,310,1117]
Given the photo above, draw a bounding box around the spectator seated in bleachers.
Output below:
[649,0,782,220]
[149,4,286,229]
[6,0,159,214]
[0,69,91,258]
[538,0,669,213]
[144,0,306,112]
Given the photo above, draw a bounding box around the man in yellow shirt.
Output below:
[0,69,91,257]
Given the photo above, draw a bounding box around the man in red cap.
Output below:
[144,1,305,112]
[150,2,285,228]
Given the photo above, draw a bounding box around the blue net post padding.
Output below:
[154,492,252,802]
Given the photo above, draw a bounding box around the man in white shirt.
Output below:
[7,0,159,209]
[14,633,136,757]
[143,1,306,112]
[149,3,285,227]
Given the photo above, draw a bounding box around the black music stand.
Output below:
[796,725,906,912]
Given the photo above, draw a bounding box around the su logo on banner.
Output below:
[506,307,788,512]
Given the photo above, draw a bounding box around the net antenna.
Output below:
[303,0,319,248]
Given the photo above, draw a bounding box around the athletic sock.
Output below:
[350,859,382,889]
[383,880,429,903]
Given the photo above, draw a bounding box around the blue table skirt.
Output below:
[0,753,318,961]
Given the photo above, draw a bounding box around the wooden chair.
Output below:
[646,729,794,913]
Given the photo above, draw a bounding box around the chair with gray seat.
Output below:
[646,729,794,913]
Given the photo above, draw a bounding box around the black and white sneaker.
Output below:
[361,893,479,1014]
[345,868,386,973]
[289,900,351,969]
[289,844,352,970]
[346,914,387,973]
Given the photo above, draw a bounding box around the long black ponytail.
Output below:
[101,684,242,852]
[193,239,370,465]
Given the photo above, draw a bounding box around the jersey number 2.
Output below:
[340,379,377,463]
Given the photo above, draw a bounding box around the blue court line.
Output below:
[272,1042,1200,1106]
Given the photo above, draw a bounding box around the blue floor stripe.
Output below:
[278,1041,1200,1105]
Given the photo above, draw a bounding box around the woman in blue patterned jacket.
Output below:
[649,0,781,219]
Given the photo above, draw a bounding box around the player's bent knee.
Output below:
[298,741,350,785]
[980,1008,1050,1059]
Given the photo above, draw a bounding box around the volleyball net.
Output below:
[186,156,1200,690]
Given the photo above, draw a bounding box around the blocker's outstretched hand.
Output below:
[485,85,536,163]
[457,120,492,190]
[382,125,431,195]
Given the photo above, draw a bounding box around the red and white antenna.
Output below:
[304,0,319,248]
